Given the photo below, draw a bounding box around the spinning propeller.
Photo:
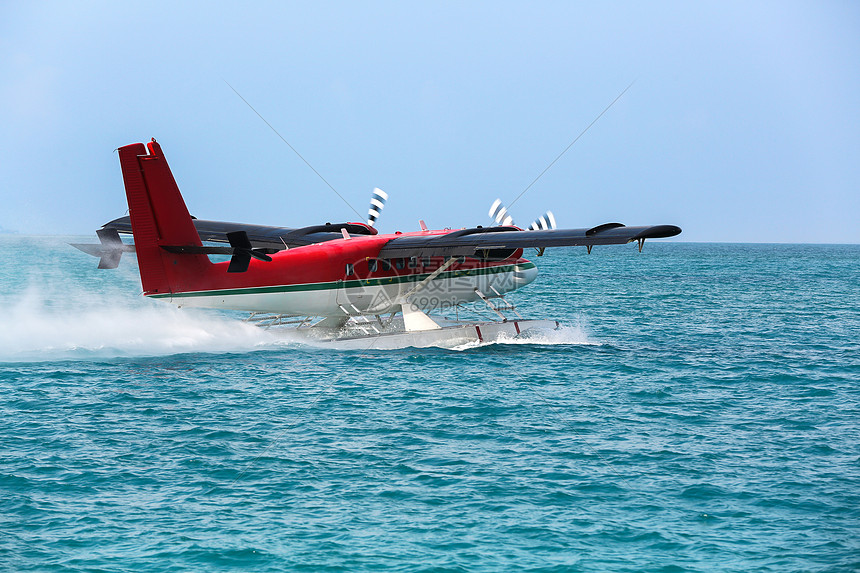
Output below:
[488,198,557,231]
[366,187,388,228]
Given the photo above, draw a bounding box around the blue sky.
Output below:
[1,1,858,242]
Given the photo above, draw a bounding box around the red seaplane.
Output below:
[73,139,681,348]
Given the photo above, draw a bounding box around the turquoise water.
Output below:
[1,237,858,571]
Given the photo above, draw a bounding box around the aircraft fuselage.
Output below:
[148,231,537,316]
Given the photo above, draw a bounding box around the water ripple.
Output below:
[1,240,859,570]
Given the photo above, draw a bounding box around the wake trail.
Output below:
[449,323,598,351]
[0,283,600,359]
[0,284,280,362]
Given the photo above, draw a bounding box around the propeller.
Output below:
[367,187,388,228]
[488,199,557,230]
[488,198,514,226]
[527,210,557,231]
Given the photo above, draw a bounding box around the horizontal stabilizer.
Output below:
[159,231,277,273]
[69,228,135,269]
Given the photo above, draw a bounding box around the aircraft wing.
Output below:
[377,223,682,258]
[102,216,375,249]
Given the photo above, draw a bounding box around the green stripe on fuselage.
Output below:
[148,261,536,299]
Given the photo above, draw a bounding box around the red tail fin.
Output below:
[118,139,211,295]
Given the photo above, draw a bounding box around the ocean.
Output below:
[1,236,858,571]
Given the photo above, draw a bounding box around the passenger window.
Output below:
[395,258,405,270]
[422,256,432,267]
[408,256,418,268]
[381,259,392,271]
[368,259,378,272]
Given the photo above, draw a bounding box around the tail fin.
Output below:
[118,139,211,295]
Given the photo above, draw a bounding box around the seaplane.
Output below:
[73,138,681,349]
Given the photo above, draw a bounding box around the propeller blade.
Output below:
[367,187,388,227]
[528,210,557,231]
[488,198,514,226]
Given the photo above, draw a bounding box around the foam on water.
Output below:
[0,283,596,360]
[0,284,278,361]
[449,322,597,351]
[493,322,596,346]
